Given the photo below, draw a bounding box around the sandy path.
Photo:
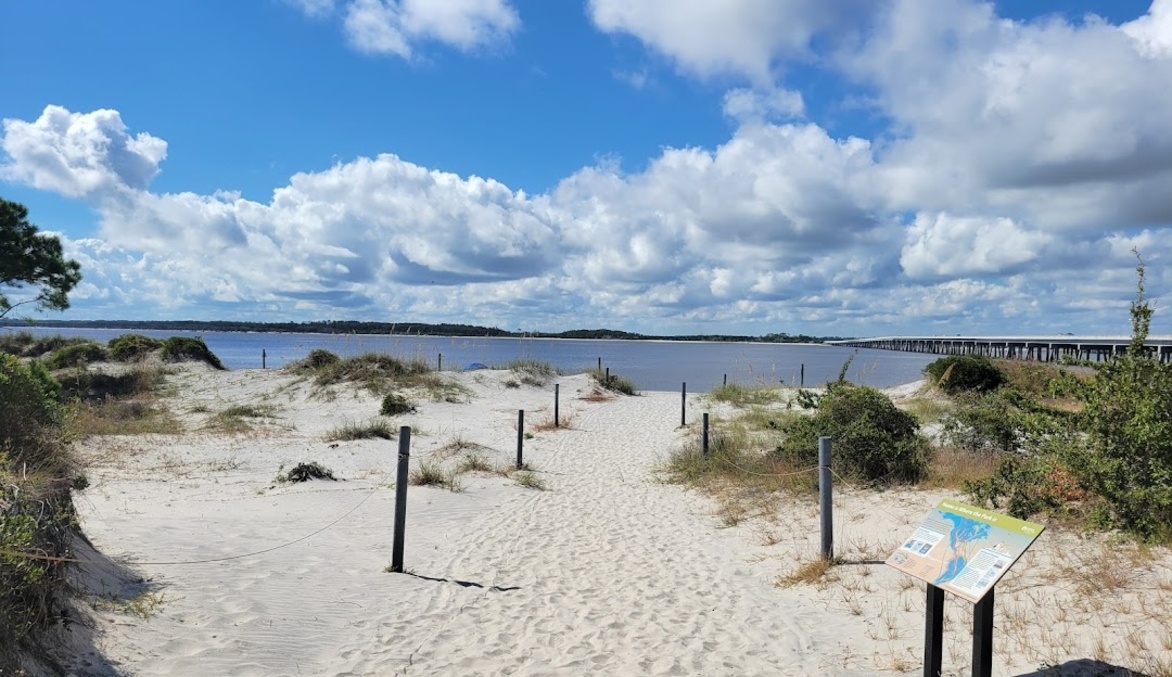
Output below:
[332,390,853,676]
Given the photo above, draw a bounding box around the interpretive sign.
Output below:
[886,498,1044,603]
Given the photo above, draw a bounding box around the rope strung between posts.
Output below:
[0,471,393,567]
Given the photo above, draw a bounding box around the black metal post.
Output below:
[516,409,524,470]
[681,382,687,426]
[819,436,832,560]
[438,353,442,371]
[972,589,994,677]
[723,373,727,386]
[390,426,411,573]
[554,384,560,428]
[800,363,805,388]
[924,584,944,677]
[702,413,709,456]
[262,349,266,369]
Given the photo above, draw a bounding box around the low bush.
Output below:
[324,419,394,441]
[277,462,336,483]
[43,341,108,370]
[0,332,90,359]
[924,355,1004,395]
[160,337,226,370]
[107,334,163,361]
[0,355,76,670]
[774,383,930,485]
[506,359,558,387]
[708,383,785,407]
[380,393,417,416]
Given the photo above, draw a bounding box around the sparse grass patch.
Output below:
[204,403,279,433]
[708,382,786,407]
[67,399,182,437]
[409,460,464,492]
[324,418,394,441]
[775,556,841,588]
[107,334,164,362]
[531,411,575,432]
[922,447,1001,489]
[506,359,558,387]
[456,452,494,473]
[901,395,951,425]
[513,470,547,490]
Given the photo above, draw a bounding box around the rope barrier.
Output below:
[1,474,392,568]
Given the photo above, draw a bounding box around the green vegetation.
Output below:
[43,341,109,370]
[379,393,416,416]
[924,354,1005,394]
[707,382,787,407]
[409,460,464,492]
[0,355,77,670]
[774,383,930,485]
[107,334,163,361]
[289,351,469,402]
[205,404,279,433]
[324,419,394,441]
[277,462,336,483]
[160,337,226,370]
[587,368,638,395]
[506,359,558,386]
[0,332,90,359]
[960,254,1172,543]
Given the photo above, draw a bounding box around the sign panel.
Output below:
[886,498,1044,603]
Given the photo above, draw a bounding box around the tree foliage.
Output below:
[0,198,82,319]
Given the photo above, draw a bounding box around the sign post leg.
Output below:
[972,589,994,677]
[924,584,944,677]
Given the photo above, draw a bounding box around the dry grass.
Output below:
[530,411,576,432]
[409,460,464,492]
[512,470,547,490]
[921,446,1002,489]
[203,403,280,434]
[323,418,394,441]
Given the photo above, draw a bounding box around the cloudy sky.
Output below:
[2,0,1170,336]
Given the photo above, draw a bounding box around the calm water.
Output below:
[6,326,937,392]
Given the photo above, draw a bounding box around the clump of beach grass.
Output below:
[506,359,559,387]
[707,382,788,407]
[204,403,279,434]
[587,368,638,395]
[289,350,470,402]
[512,470,547,490]
[323,418,394,441]
[409,460,464,492]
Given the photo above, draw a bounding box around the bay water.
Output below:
[6,326,936,392]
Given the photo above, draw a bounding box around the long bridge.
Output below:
[827,335,1172,363]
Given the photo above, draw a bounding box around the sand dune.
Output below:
[64,366,1170,676]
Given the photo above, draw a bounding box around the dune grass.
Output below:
[323,418,395,441]
[587,368,638,395]
[289,350,471,402]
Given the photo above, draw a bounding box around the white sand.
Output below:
[63,367,1171,676]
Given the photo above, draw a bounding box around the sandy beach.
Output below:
[59,365,1171,676]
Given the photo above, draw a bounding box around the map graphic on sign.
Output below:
[886,499,1044,603]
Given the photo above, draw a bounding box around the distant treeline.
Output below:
[0,319,839,343]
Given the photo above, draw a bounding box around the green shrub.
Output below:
[0,355,65,471]
[43,341,108,370]
[160,337,226,370]
[941,391,1022,453]
[0,355,75,669]
[773,383,929,484]
[506,359,558,386]
[287,348,341,373]
[380,393,416,416]
[107,334,163,361]
[1060,258,1172,541]
[924,355,1005,395]
[0,332,90,358]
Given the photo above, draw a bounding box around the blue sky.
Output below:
[1,0,1170,336]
